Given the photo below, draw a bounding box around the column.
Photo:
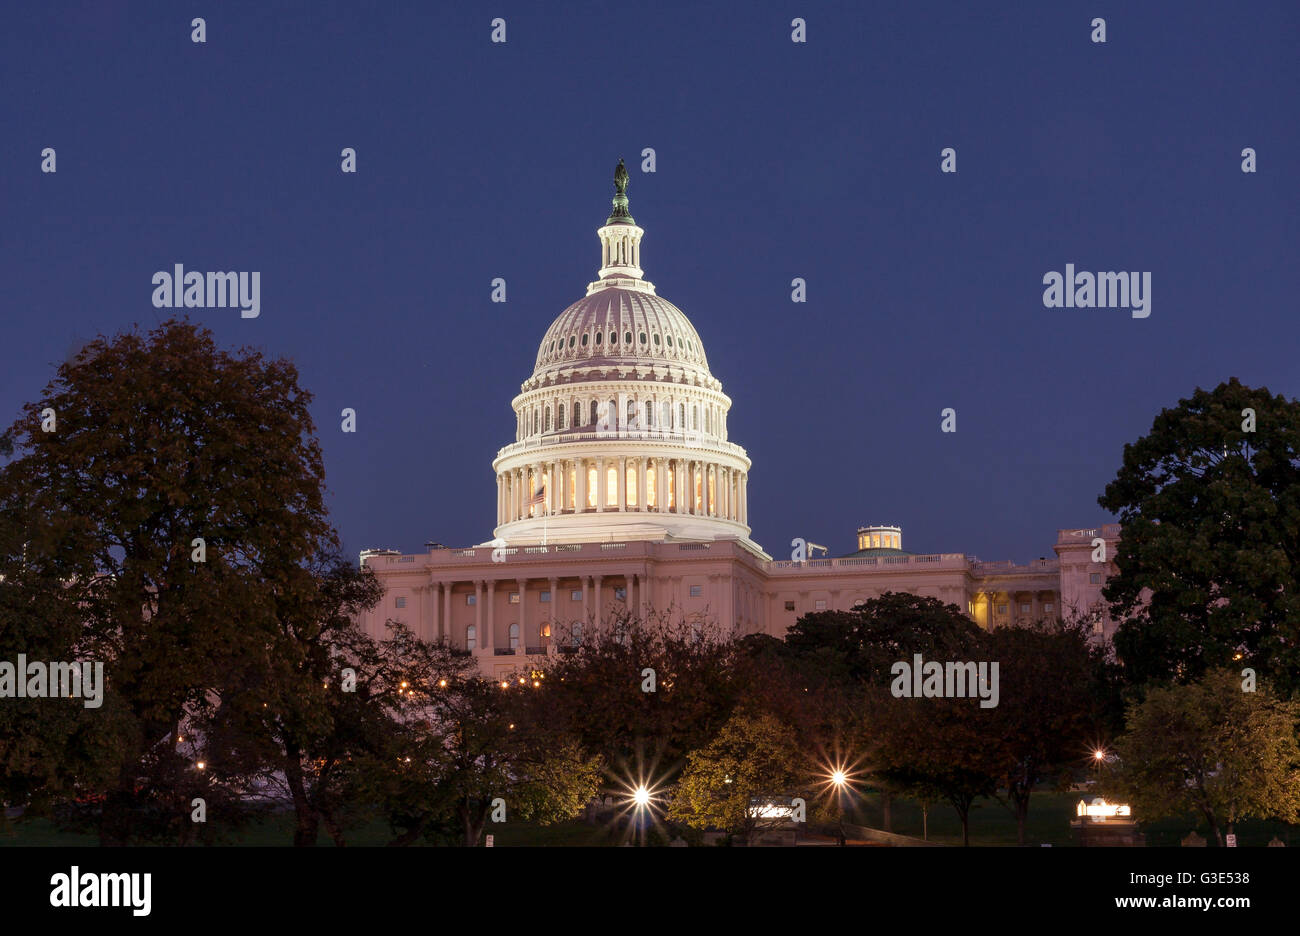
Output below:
[582,575,590,626]
[474,580,484,644]
[596,458,606,512]
[739,474,747,525]
[548,577,559,648]
[593,575,603,629]
[575,458,586,511]
[430,582,441,643]
[484,580,495,650]
[443,583,452,645]
[618,456,627,510]
[637,458,648,512]
[654,458,665,512]
[517,578,528,651]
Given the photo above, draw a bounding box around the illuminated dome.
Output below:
[491,160,760,553]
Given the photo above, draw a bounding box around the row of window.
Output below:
[548,330,696,355]
[401,584,704,609]
[777,599,1057,614]
[519,398,723,438]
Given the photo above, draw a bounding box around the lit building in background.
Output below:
[357,164,1119,676]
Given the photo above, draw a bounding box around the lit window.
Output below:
[689,585,703,597]
[614,587,626,601]
[815,599,827,610]
[509,624,519,649]
[1020,603,1030,614]
[1044,603,1054,612]
[1089,573,1102,584]
[571,590,582,601]
[540,591,551,603]
[784,601,795,611]
[1093,620,1103,634]
[509,592,520,604]
[466,595,476,606]
[395,596,407,609]
[466,625,477,651]
[997,604,1008,614]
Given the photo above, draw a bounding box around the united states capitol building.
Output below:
[357,162,1119,676]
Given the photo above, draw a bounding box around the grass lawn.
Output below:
[4,794,1296,846]
[847,789,1300,847]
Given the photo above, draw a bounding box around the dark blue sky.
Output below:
[3,1,1296,562]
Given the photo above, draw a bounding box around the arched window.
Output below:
[544,407,551,432]
[607,399,616,429]
[679,403,686,429]
[466,624,477,651]
[590,399,598,425]
[626,400,637,426]
[557,405,566,430]
[574,402,582,426]
[595,331,603,346]
[662,402,671,426]
[508,623,519,649]
[646,403,654,428]
[610,331,618,345]
[693,406,699,430]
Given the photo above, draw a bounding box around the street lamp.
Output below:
[829,767,849,846]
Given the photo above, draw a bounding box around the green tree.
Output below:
[0,319,339,844]
[1098,378,1300,691]
[667,709,804,842]
[1113,669,1300,846]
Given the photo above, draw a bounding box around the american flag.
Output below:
[528,485,547,506]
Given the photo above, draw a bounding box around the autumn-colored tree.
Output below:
[1113,669,1300,846]
[538,607,742,780]
[667,709,805,842]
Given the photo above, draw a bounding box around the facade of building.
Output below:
[357,164,1120,676]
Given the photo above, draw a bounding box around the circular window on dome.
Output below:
[624,331,632,345]
[550,340,556,352]
[568,336,576,348]
[639,332,647,345]
[581,333,589,347]
[666,335,673,347]
[653,334,660,346]
[610,331,617,344]
[595,331,603,345]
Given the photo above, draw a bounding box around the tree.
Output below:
[984,615,1125,844]
[435,672,602,847]
[780,593,987,832]
[1113,669,1300,846]
[868,688,1002,847]
[0,319,339,844]
[667,709,804,842]
[539,607,741,780]
[1098,378,1300,692]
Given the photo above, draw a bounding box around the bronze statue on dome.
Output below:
[614,158,629,195]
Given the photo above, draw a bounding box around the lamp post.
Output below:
[830,770,848,846]
[631,784,651,847]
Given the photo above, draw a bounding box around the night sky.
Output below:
[3,1,1296,563]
